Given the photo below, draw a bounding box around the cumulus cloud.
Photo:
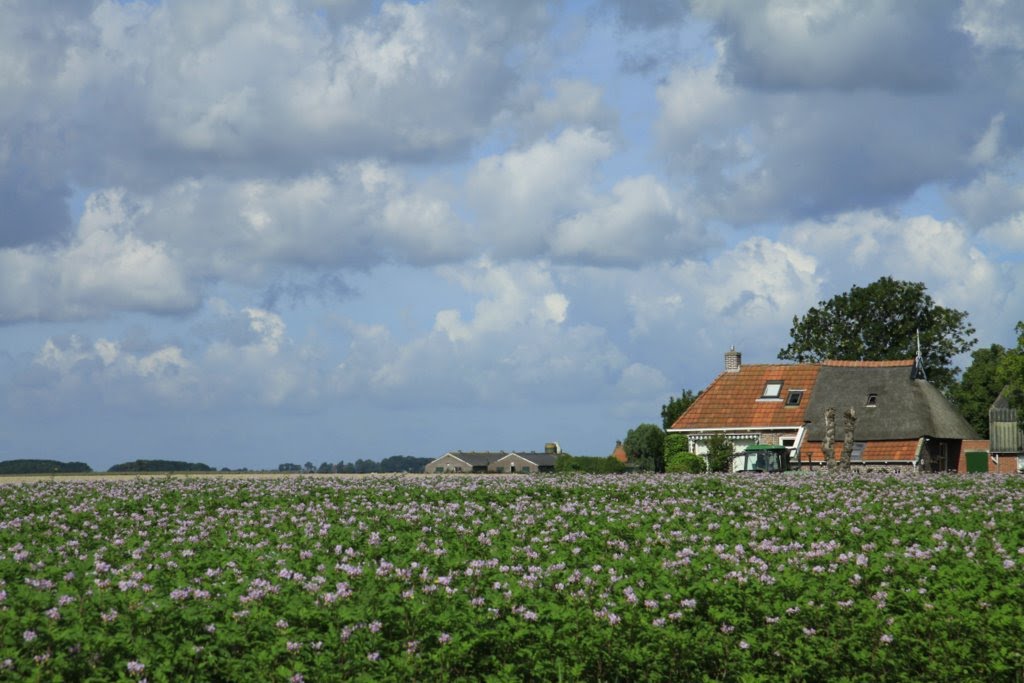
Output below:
[468,128,614,257]
[0,189,197,322]
[696,0,972,92]
[11,332,195,413]
[656,53,1008,222]
[513,79,619,141]
[331,258,635,406]
[135,162,470,281]
[0,0,553,250]
[551,176,704,265]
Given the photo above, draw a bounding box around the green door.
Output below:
[965,451,989,473]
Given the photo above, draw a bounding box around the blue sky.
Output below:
[2,0,1023,471]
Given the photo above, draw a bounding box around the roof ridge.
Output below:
[821,359,915,367]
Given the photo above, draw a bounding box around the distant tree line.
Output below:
[0,459,92,475]
[107,459,214,473]
[554,454,626,474]
[279,455,432,474]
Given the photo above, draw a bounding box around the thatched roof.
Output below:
[803,363,978,441]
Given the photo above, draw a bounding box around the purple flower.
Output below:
[126,660,146,676]
[367,651,380,661]
[438,632,451,645]
[880,634,894,645]
[23,630,37,642]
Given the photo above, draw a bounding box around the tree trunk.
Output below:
[821,407,836,472]
[839,407,857,471]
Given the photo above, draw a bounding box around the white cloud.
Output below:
[692,0,971,91]
[968,113,1006,166]
[0,189,197,322]
[960,0,1024,51]
[433,258,571,343]
[514,79,619,140]
[948,172,1024,228]
[552,175,702,265]
[468,128,614,257]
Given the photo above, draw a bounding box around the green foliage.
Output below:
[107,459,212,473]
[663,433,700,473]
[949,343,1012,438]
[2,475,1023,681]
[555,454,626,473]
[996,321,1024,429]
[623,423,666,472]
[661,389,698,430]
[665,450,705,473]
[704,434,735,473]
[778,277,976,392]
[0,459,92,475]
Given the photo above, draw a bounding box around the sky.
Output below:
[2,0,1024,471]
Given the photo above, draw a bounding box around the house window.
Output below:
[494,467,504,473]
[851,443,865,462]
[434,467,444,473]
[785,390,804,406]
[521,466,531,474]
[866,393,878,407]
[761,381,784,399]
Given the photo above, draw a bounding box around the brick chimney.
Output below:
[724,347,741,372]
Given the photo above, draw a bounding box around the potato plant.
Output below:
[1,473,1022,681]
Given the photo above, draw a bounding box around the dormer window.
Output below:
[866,393,878,407]
[761,381,783,399]
[785,390,804,406]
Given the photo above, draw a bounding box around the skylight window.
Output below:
[866,393,878,407]
[786,390,804,406]
[761,381,783,399]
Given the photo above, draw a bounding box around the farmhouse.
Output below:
[669,348,979,471]
[424,445,560,474]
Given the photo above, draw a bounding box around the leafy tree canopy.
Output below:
[778,277,976,392]
[949,343,1011,438]
[0,459,92,475]
[661,389,699,430]
[108,459,212,473]
[996,321,1024,429]
[623,423,665,473]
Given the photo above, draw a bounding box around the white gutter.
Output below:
[668,426,804,434]
[792,424,808,467]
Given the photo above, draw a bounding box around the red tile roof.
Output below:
[670,364,821,431]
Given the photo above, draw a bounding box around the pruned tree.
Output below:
[821,407,836,472]
[839,408,857,471]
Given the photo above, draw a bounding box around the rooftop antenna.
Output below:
[914,329,927,380]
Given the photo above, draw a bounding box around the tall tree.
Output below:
[997,321,1024,429]
[949,344,1012,438]
[623,423,666,472]
[778,277,976,392]
[661,389,698,430]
